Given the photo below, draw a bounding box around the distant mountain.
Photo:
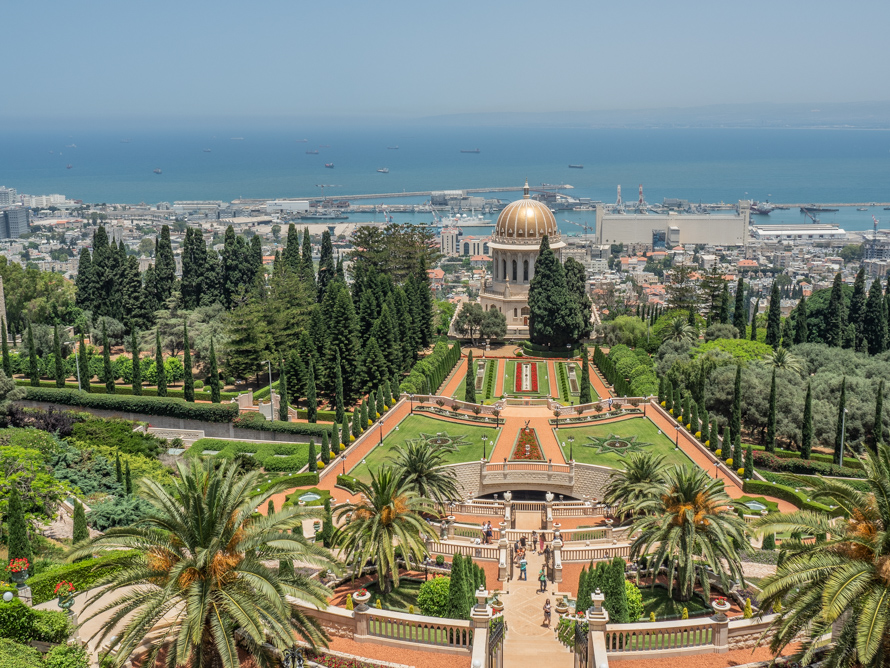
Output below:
[418,101,890,129]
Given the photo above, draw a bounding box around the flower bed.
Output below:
[514,362,539,393]
[510,428,545,461]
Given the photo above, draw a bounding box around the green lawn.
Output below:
[451,359,498,404]
[737,495,780,514]
[554,362,599,403]
[362,578,423,612]
[639,585,711,619]
[504,360,551,398]
[347,414,501,482]
[555,417,694,470]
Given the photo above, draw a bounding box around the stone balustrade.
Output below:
[561,544,631,562]
[363,609,474,652]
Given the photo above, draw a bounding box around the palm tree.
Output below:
[753,444,890,668]
[628,465,747,602]
[388,439,460,511]
[334,468,435,594]
[603,451,667,519]
[664,317,696,344]
[765,346,803,375]
[71,460,337,668]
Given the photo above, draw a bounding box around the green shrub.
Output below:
[71,419,164,458]
[0,599,70,643]
[16,379,237,400]
[742,480,845,517]
[27,551,139,605]
[44,643,90,668]
[184,438,310,472]
[232,412,332,437]
[0,638,42,668]
[22,388,239,423]
[417,576,451,618]
[258,472,319,493]
[625,579,644,621]
[31,609,71,643]
[336,475,358,492]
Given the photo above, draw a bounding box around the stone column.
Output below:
[552,530,563,584]
[503,491,513,527]
[498,523,509,582]
[605,518,613,541]
[587,589,610,668]
[446,515,456,540]
[545,491,554,530]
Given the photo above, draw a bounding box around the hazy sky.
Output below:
[5,0,889,123]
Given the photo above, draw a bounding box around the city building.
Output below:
[1,207,30,239]
[751,223,847,242]
[0,187,15,207]
[440,227,461,256]
[595,201,750,247]
[480,181,565,334]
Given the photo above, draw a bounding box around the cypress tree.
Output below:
[183,322,194,402]
[27,320,39,386]
[834,377,847,465]
[73,500,88,544]
[6,487,31,562]
[278,359,289,421]
[53,325,65,388]
[376,385,385,416]
[267,500,275,516]
[155,225,176,304]
[729,365,742,445]
[701,412,710,444]
[576,566,589,613]
[744,444,754,479]
[873,380,884,448]
[579,354,592,404]
[607,557,629,623]
[352,400,362,436]
[115,452,123,484]
[361,399,369,428]
[765,281,781,347]
[793,295,808,344]
[750,299,759,341]
[320,497,333,548]
[528,235,584,347]
[369,390,378,420]
[321,431,331,465]
[766,368,777,453]
[781,317,794,348]
[762,532,776,551]
[153,330,166,396]
[801,382,813,460]
[208,336,221,403]
[464,351,476,403]
[331,419,340,454]
[1,319,10,378]
[683,393,691,427]
[721,426,730,458]
[848,267,867,347]
[341,412,350,447]
[733,434,743,469]
[101,320,114,393]
[308,439,317,472]
[447,553,470,620]
[306,358,317,423]
[390,375,400,405]
[130,329,142,395]
[300,227,316,295]
[827,272,845,347]
[718,281,730,324]
[732,277,746,337]
[657,375,665,404]
[665,382,674,413]
[279,556,294,580]
[284,223,300,274]
[77,329,90,392]
[333,351,345,423]
[865,278,886,354]
[690,402,699,435]
[124,462,132,495]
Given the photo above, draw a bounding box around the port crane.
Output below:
[563,218,594,242]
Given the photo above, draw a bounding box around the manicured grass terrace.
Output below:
[503,360,551,398]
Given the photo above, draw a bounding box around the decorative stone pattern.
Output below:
[571,463,613,501]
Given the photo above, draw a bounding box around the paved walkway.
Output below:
[500,547,574,667]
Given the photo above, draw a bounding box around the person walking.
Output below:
[531,531,538,554]
[519,555,527,581]
[542,598,552,627]
[538,568,547,593]
[520,535,527,551]
[539,533,545,553]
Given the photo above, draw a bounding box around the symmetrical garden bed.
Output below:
[556,417,693,469]
[510,427,545,461]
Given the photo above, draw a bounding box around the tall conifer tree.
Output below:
[834,377,847,465]
[827,272,845,347]
[278,359,289,421]
[333,350,345,423]
[27,321,39,386]
[865,277,886,354]
[848,267,867,348]
[793,295,808,344]
[729,365,742,445]
[464,351,476,403]
[73,500,88,545]
[102,320,115,393]
[732,277,746,337]
[579,351,592,404]
[155,329,166,397]
[6,487,31,562]
[306,358,317,423]
[78,329,90,392]
[750,299,759,341]
[766,368,777,453]
[872,380,884,449]
[182,321,194,402]
[765,281,782,347]
[132,329,143,395]
[155,225,176,305]
[1,319,10,378]
[208,336,220,403]
[801,382,813,460]
[53,325,65,387]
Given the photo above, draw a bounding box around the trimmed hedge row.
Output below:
[749,444,863,470]
[22,387,239,423]
[27,551,139,605]
[742,480,845,517]
[257,472,319,494]
[0,600,70,644]
[752,450,865,478]
[185,438,310,472]
[16,378,238,400]
[518,341,584,359]
[336,474,359,492]
[400,339,461,395]
[232,412,333,436]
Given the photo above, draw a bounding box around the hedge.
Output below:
[16,378,238,400]
[400,339,461,395]
[232,412,333,437]
[518,341,584,359]
[27,551,139,605]
[336,475,359,492]
[185,438,311,472]
[257,472,319,494]
[752,450,865,478]
[0,600,70,644]
[749,444,863,469]
[22,387,239,423]
[742,480,845,518]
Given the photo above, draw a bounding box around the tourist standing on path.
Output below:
[531,531,538,553]
[539,533,545,553]
[519,556,527,580]
[538,568,547,593]
[542,599,551,627]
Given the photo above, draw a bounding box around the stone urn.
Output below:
[490,596,504,613]
[352,590,371,610]
[711,598,731,621]
[555,596,569,614]
[9,570,27,586]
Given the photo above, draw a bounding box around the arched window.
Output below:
[463,242,470,255]
[521,307,530,316]
[502,259,507,280]
[523,259,529,282]
[512,259,517,282]
[514,308,518,318]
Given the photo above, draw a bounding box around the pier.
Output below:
[232,186,524,206]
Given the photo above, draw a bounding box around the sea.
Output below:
[3,125,890,235]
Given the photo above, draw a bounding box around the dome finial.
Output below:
[523,179,529,199]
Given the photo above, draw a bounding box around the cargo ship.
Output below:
[568,164,584,169]
[324,163,334,169]
[460,148,481,153]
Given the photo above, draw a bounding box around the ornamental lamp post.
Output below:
[409,393,414,414]
[568,435,575,461]
[379,417,385,444]
[482,434,488,460]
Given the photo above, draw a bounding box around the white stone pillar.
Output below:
[503,491,512,526]
[552,531,563,584]
[545,491,554,530]
[587,589,610,668]
[498,523,509,582]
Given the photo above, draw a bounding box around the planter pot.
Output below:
[10,571,27,586]
[352,592,371,606]
[57,595,74,611]
[555,604,569,614]
[711,599,731,621]
[491,602,504,613]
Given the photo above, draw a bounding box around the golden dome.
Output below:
[494,181,559,242]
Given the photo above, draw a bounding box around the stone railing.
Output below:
[449,501,504,516]
[604,617,718,656]
[426,540,500,561]
[561,544,631,562]
[484,461,573,474]
[405,394,505,415]
[145,427,205,442]
[363,609,474,652]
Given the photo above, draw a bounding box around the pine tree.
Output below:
[101,321,115,393]
[865,277,886,354]
[732,277,746,337]
[77,329,90,392]
[300,227,316,295]
[827,272,845,347]
[321,431,331,465]
[6,487,31,562]
[27,320,39,386]
[308,440,317,472]
[359,337,388,395]
[208,336,221,403]
[750,299,759,341]
[464,351,476,403]
[794,295,808,344]
[155,329,166,396]
[278,359,289,421]
[284,223,300,274]
[766,368,777,453]
[317,229,335,300]
[124,462,132,496]
[801,382,813,460]
[730,365,742,445]
[765,281,782,347]
[744,444,754,480]
[306,358,318,423]
[834,377,847,465]
[873,380,884,448]
[53,325,65,387]
[333,350,345,423]
[73,500,88,544]
[0,319,10,378]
